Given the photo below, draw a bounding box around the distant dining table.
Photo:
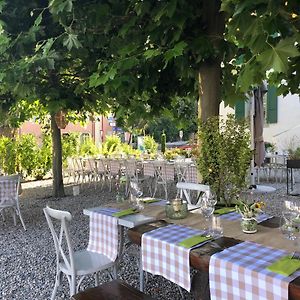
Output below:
[84,200,300,300]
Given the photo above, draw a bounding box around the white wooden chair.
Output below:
[44,206,117,299]
[0,174,26,230]
[176,182,210,211]
[152,161,175,200]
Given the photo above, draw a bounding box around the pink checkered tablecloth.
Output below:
[142,224,207,291]
[143,162,155,177]
[87,208,119,261]
[209,241,300,300]
[0,180,18,205]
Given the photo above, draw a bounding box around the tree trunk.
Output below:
[198,0,225,122]
[51,113,65,198]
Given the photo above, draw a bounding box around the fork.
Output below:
[291,251,300,259]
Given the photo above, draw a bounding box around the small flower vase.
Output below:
[241,217,257,233]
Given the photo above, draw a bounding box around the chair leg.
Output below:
[16,208,26,230]
[112,264,117,279]
[69,275,76,297]
[51,271,62,300]
[139,250,144,292]
[94,272,99,286]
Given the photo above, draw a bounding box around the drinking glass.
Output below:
[280,211,299,241]
[201,197,215,234]
[211,215,224,239]
[129,180,144,210]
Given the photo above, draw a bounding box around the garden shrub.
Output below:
[197,115,251,205]
[17,134,39,178]
[144,135,158,154]
[78,136,99,157]
[0,137,18,175]
[62,133,79,164]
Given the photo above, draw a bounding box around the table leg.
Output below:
[139,250,144,292]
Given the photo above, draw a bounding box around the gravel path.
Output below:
[1,178,300,300]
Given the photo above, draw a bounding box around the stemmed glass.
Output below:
[129,180,144,210]
[200,192,216,235]
[280,210,299,241]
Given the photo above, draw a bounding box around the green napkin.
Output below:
[142,199,160,203]
[112,208,138,218]
[214,207,235,215]
[267,255,300,276]
[178,235,212,248]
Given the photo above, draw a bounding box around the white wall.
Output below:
[220,93,300,152]
[263,93,300,152]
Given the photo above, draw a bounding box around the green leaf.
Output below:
[164,41,187,63]
[144,49,161,59]
[33,12,43,28]
[166,0,177,18]
[89,73,100,88]
[42,38,55,55]
[236,63,256,92]
[257,38,300,73]
[62,34,82,51]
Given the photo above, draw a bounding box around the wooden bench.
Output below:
[71,279,155,300]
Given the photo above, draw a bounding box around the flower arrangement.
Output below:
[235,200,265,218]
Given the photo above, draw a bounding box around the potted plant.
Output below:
[235,200,265,233]
[287,147,300,168]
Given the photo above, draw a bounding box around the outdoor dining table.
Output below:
[84,200,300,300]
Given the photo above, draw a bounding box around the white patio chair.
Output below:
[94,158,108,189]
[0,174,26,230]
[176,182,210,211]
[152,161,175,200]
[124,159,144,196]
[44,206,117,300]
[142,161,156,195]
[107,159,122,191]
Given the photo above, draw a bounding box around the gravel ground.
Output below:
[1,176,300,300]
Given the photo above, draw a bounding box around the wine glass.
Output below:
[130,180,144,210]
[280,211,299,241]
[201,196,215,234]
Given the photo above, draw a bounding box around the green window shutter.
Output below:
[267,86,278,124]
[235,100,245,120]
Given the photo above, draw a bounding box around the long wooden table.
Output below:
[123,206,300,300]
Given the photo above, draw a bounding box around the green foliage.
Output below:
[101,135,122,156]
[197,115,251,205]
[143,135,158,154]
[62,133,78,164]
[33,134,52,180]
[78,137,99,157]
[161,132,166,154]
[17,134,39,177]
[119,143,141,158]
[288,147,300,160]
[0,137,18,174]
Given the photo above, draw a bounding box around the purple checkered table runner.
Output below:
[210,241,300,300]
[142,224,207,291]
[219,211,272,223]
[87,208,120,261]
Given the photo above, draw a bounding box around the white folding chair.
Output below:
[176,182,210,211]
[44,206,117,300]
[152,161,175,200]
[0,174,26,230]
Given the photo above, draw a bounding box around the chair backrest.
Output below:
[125,159,137,177]
[43,206,75,275]
[176,182,210,207]
[109,160,121,175]
[0,174,20,208]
